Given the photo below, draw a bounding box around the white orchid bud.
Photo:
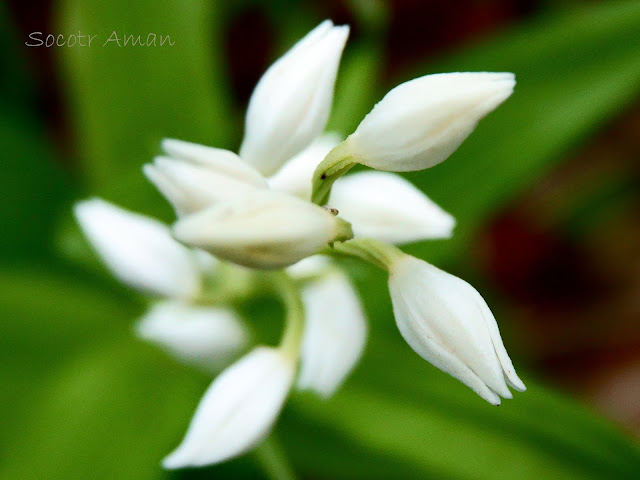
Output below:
[161,138,267,187]
[163,346,295,468]
[173,190,353,269]
[297,271,367,397]
[74,199,200,299]
[388,255,525,405]
[330,171,455,243]
[143,155,263,216]
[345,72,515,172]
[268,133,341,199]
[239,20,349,176]
[135,301,249,372]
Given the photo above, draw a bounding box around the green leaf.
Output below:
[290,332,640,479]
[280,408,445,479]
[0,336,207,480]
[0,267,261,479]
[0,267,138,452]
[327,42,383,136]
[0,2,35,110]
[400,1,640,264]
[0,111,72,261]
[57,0,237,188]
[0,7,75,262]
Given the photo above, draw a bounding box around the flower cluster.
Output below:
[75,19,525,470]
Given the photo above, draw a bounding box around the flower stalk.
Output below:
[196,262,256,306]
[254,433,298,480]
[271,271,305,359]
[311,140,358,205]
[329,238,404,271]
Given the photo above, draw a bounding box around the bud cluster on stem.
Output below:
[72,15,525,477]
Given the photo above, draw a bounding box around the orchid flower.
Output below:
[74,18,524,472]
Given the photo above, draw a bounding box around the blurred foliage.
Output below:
[58,0,236,188]
[1,0,639,479]
[0,3,72,262]
[0,110,71,261]
[406,0,640,266]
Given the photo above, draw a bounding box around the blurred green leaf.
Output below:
[57,0,237,188]
[327,42,383,136]
[0,336,207,480]
[280,409,446,479]
[401,1,640,264]
[290,331,640,479]
[0,267,138,452]
[0,267,261,480]
[1,265,638,480]
[0,2,35,110]
[0,6,75,262]
[0,110,72,261]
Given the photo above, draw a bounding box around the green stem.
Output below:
[254,433,298,480]
[196,262,255,306]
[328,238,404,272]
[311,140,358,205]
[269,271,305,359]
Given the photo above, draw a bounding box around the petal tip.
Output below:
[161,448,189,470]
[511,377,527,392]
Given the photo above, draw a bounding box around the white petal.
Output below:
[173,190,349,269]
[192,249,219,273]
[348,72,515,171]
[144,156,261,216]
[161,139,267,188]
[268,133,342,199]
[163,347,295,468]
[388,255,523,403]
[239,21,349,175]
[74,198,200,299]
[475,291,527,392]
[330,171,455,243]
[135,301,249,372]
[297,271,367,397]
[286,255,331,279]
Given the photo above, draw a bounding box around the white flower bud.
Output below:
[268,133,341,199]
[161,138,267,187]
[74,198,200,299]
[297,271,367,397]
[239,21,349,176]
[330,171,455,243]
[388,255,525,405]
[135,301,249,372]
[162,347,295,469]
[173,190,353,269]
[144,155,263,217]
[346,72,515,172]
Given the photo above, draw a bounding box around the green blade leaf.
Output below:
[0,111,72,261]
[0,267,259,479]
[400,1,640,263]
[291,332,640,479]
[57,0,237,188]
[327,42,383,136]
[0,337,206,480]
[0,267,138,452]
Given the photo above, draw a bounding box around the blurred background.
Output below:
[1,0,640,478]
